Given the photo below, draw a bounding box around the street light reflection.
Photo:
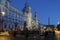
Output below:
[0,36,11,40]
[0,31,10,36]
[55,30,60,34]
[55,30,60,40]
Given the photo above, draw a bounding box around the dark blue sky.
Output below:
[11,0,60,25]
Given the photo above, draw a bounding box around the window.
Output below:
[4,23,7,29]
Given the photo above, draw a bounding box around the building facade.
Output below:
[0,0,24,31]
[0,0,40,31]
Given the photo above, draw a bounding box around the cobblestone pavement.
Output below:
[0,33,57,40]
[1,31,60,40]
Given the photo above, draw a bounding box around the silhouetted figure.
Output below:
[24,21,29,40]
[44,31,48,37]
[25,28,29,40]
[13,31,17,37]
[52,30,55,36]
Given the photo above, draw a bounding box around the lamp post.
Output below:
[1,11,5,31]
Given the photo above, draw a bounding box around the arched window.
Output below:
[4,24,7,28]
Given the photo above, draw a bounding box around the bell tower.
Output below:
[34,11,39,30]
[23,1,32,30]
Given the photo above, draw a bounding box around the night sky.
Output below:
[11,0,60,25]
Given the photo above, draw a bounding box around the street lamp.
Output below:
[1,11,5,31]
[1,12,5,16]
